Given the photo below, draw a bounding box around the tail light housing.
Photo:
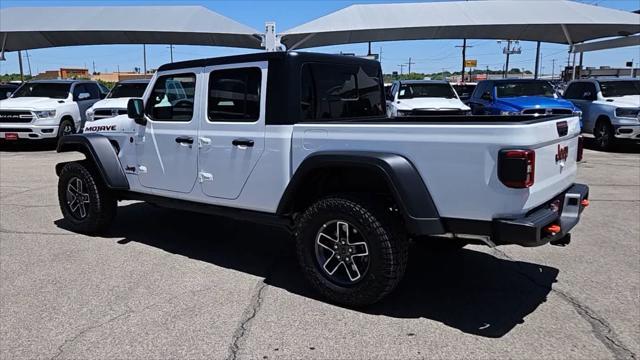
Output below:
[498,149,535,188]
[577,135,584,162]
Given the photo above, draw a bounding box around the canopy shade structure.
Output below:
[281,0,640,50]
[572,34,640,53]
[0,6,262,52]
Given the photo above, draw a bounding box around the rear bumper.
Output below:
[442,183,589,247]
[493,183,589,247]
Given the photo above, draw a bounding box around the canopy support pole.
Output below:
[534,41,541,79]
[18,50,24,82]
[0,33,7,61]
[143,44,147,75]
[572,52,577,80]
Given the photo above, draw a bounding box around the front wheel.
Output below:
[58,118,75,139]
[295,196,408,306]
[57,162,116,234]
[594,120,615,151]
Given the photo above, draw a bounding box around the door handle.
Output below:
[232,138,254,147]
[175,136,194,145]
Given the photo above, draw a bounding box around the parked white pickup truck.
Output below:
[55,52,589,306]
[86,79,149,124]
[0,80,105,141]
[386,80,470,118]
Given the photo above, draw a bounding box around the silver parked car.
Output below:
[564,78,640,150]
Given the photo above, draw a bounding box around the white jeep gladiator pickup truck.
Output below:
[55,52,589,306]
[0,80,105,141]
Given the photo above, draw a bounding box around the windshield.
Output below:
[496,81,556,98]
[107,82,148,98]
[12,83,71,99]
[599,81,640,98]
[398,83,457,99]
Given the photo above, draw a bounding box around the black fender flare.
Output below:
[277,151,444,235]
[55,133,129,190]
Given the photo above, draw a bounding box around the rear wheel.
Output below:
[295,196,408,306]
[58,161,116,234]
[594,120,614,151]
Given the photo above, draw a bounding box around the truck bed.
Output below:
[291,115,581,221]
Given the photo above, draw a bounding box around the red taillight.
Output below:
[577,135,584,162]
[498,149,535,188]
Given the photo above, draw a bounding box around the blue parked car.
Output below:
[469,79,580,116]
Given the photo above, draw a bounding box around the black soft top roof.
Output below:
[157,51,380,72]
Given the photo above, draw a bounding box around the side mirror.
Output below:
[481,91,492,101]
[78,92,91,100]
[5,92,11,98]
[127,98,147,126]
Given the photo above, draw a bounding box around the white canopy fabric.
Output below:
[281,0,640,50]
[572,34,640,53]
[0,6,262,51]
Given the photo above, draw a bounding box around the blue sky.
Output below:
[1,0,639,76]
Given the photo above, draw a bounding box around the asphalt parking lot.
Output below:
[1,142,638,360]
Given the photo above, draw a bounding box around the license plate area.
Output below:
[3,133,18,140]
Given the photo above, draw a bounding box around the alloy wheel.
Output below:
[66,177,90,220]
[314,220,370,285]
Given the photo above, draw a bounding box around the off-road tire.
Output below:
[594,119,615,151]
[295,196,408,306]
[58,161,116,234]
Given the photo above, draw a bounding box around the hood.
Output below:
[0,97,69,109]
[83,114,137,134]
[594,95,640,108]
[89,97,131,111]
[496,96,576,111]
[395,97,470,111]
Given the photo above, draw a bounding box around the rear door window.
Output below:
[208,67,261,122]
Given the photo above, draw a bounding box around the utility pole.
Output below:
[398,64,406,75]
[486,65,489,80]
[441,68,446,80]
[499,40,521,78]
[367,42,372,56]
[551,59,556,80]
[18,50,24,82]
[379,46,383,65]
[456,39,473,82]
[406,57,415,74]
[24,50,32,77]
[143,44,147,75]
[168,44,174,63]
[92,61,96,75]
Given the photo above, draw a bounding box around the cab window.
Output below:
[146,74,196,121]
[300,62,384,121]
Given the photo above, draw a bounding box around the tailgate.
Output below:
[521,117,580,214]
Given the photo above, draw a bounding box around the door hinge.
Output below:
[198,137,212,148]
[198,172,213,183]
